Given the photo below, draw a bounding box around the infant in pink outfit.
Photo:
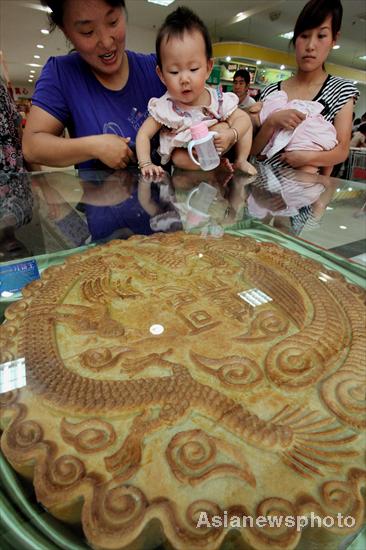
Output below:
[251,90,338,173]
[148,86,238,165]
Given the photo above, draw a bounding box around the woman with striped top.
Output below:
[251,0,359,175]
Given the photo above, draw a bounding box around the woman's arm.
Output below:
[136,116,164,177]
[23,106,134,169]
[281,99,354,168]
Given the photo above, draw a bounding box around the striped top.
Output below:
[258,75,360,169]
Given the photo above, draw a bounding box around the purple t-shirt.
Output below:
[32,50,165,169]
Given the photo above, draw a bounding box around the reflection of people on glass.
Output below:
[80,171,159,240]
[23,0,165,170]
[34,170,156,242]
[169,167,251,229]
[246,164,337,236]
[251,0,359,176]
[0,173,33,260]
[32,173,90,247]
[136,7,255,178]
[138,176,183,233]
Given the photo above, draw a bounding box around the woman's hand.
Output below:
[93,134,135,169]
[268,109,306,131]
[281,150,315,168]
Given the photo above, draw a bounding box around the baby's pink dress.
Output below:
[148,87,238,164]
[259,90,338,158]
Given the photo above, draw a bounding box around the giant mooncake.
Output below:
[0,232,365,550]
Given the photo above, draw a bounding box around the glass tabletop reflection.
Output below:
[0,164,365,264]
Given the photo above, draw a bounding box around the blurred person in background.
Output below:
[350,123,366,148]
[233,69,256,110]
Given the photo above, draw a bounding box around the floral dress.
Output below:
[0,80,25,172]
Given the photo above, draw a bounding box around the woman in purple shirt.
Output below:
[23,0,165,171]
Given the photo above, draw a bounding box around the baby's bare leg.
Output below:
[171,148,204,171]
[235,127,257,175]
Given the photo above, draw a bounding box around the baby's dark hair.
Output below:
[358,123,366,136]
[291,0,343,45]
[40,0,126,31]
[156,6,212,69]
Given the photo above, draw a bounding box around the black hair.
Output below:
[291,0,343,45]
[233,69,250,85]
[156,6,212,69]
[354,118,361,126]
[358,123,366,135]
[40,0,126,31]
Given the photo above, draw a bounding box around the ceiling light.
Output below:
[280,31,294,39]
[27,4,52,13]
[280,64,285,70]
[147,0,175,6]
[34,55,40,59]
[233,12,248,23]
[256,60,261,65]
[28,79,33,83]
[41,29,49,34]
[27,63,42,67]
[226,56,231,62]
[332,45,340,49]
[339,225,347,230]
[30,70,36,73]
[359,55,366,60]
[36,44,45,49]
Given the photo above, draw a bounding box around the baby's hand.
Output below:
[140,163,166,178]
[213,129,236,155]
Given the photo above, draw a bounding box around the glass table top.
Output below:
[0,164,365,266]
[1,165,365,550]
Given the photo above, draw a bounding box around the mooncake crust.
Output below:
[1,232,365,550]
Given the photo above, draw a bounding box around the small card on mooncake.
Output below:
[0,259,40,294]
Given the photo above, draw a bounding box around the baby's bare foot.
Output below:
[234,159,257,175]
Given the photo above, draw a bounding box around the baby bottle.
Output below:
[188,122,220,171]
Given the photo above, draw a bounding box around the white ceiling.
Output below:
[0,0,365,85]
